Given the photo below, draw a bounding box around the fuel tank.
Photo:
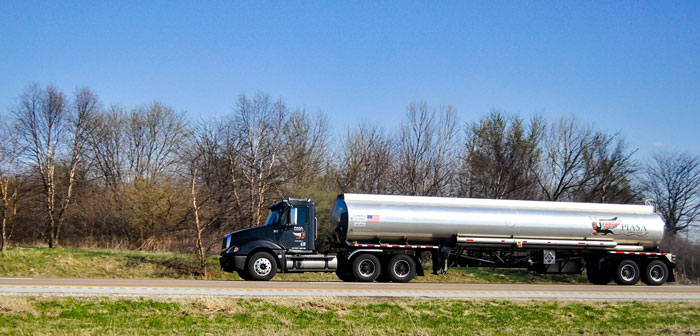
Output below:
[330,193,665,249]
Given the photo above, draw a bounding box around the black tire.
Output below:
[376,273,392,282]
[586,267,612,285]
[352,254,381,282]
[642,260,669,286]
[614,259,640,285]
[335,263,356,282]
[246,252,277,281]
[336,271,356,282]
[237,269,252,281]
[386,255,416,283]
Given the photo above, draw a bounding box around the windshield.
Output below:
[265,210,281,226]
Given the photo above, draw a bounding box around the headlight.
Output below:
[222,234,232,249]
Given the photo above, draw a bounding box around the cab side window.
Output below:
[291,207,308,225]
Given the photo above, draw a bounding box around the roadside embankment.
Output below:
[0,247,585,283]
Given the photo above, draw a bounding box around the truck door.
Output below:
[277,206,310,250]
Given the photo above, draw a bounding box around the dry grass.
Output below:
[0,297,38,316]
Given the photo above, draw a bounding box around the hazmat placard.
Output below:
[543,250,556,265]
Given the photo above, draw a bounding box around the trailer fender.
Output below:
[663,254,675,264]
[664,256,676,283]
[344,249,383,261]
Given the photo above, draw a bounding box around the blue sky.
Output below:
[1,1,699,157]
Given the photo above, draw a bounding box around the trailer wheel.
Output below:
[387,255,416,283]
[642,260,668,286]
[352,254,381,282]
[586,268,612,285]
[376,272,392,282]
[614,259,640,285]
[246,252,277,281]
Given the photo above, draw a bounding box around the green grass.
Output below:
[0,297,698,335]
[0,246,584,283]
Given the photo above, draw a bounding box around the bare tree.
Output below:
[189,169,207,275]
[185,120,235,275]
[577,135,638,204]
[125,102,189,183]
[461,111,543,199]
[14,84,98,247]
[87,105,127,190]
[335,123,394,194]
[535,117,597,201]
[431,105,460,196]
[394,101,459,196]
[229,93,287,227]
[0,118,22,253]
[15,84,63,247]
[83,103,190,248]
[222,123,246,230]
[643,151,700,236]
[281,110,330,187]
[63,87,100,230]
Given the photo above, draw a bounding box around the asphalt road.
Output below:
[1,277,699,300]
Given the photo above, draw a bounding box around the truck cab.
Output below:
[220,198,337,280]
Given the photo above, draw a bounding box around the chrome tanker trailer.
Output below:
[220,193,675,285]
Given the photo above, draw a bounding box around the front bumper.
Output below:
[219,253,247,273]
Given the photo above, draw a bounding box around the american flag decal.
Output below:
[367,215,380,223]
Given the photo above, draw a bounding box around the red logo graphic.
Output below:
[591,217,620,236]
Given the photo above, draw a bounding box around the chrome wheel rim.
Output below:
[358,260,376,277]
[649,265,664,282]
[394,260,411,278]
[253,257,272,276]
[620,264,636,282]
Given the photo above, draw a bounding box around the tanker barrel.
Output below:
[330,193,665,250]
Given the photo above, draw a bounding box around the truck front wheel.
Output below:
[386,255,416,283]
[352,254,381,282]
[642,260,669,286]
[246,252,277,281]
[614,259,640,285]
